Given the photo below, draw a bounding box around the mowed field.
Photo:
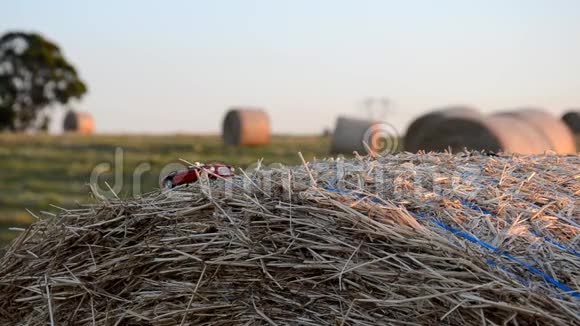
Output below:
[0,134,331,245]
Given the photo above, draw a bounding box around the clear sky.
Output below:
[2,0,580,134]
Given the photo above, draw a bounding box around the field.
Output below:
[0,134,331,244]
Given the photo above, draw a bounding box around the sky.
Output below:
[2,0,580,134]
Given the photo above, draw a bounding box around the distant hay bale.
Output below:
[404,106,482,153]
[62,111,95,134]
[417,114,552,154]
[496,109,576,154]
[330,116,378,154]
[562,111,580,134]
[484,115,553,154]
[222,108,270,146]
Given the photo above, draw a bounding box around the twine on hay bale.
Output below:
[562,110,580,134]
[222,108,270,146]
[0,152,578,325]
[404,106,482,153]
[63,110,95,135]
[497,108,576,154]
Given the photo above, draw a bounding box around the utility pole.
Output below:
[362,97,390,121]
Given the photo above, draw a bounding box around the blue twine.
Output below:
[485,259,531,287]
[458,199,580,257]
[323,186,580,299]
[458,168,580,229]
[451,168,578,255]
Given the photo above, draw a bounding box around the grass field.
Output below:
[0,134,331,244]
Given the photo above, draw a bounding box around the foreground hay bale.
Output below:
[0,153,578,325]
[497,109,576,153]
[562,111,580,134]
[404,106,482,153]
[222,108,270,146]
[63,110,95,134]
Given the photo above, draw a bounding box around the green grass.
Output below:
[0,133,331,245]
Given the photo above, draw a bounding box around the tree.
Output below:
[0,32,87,131]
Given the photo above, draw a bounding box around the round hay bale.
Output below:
[222,108,270,146]
[562,111,580,134]
[404,106,482,153]
[63,111,95,134]
[330,116,378,154]
[484,115,553,154]
[496,109,576,154]
[418,114,552,154]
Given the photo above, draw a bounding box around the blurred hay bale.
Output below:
[330,116,378,154]
[222,108,270,146]
[0,152,578,325]
[62,110,95,134]
[497,108,576,153]
[562,110,580,134]
[485,114,553,154]
[404,107,577,154]
[412,113,552,154]
[404,106,482,153]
